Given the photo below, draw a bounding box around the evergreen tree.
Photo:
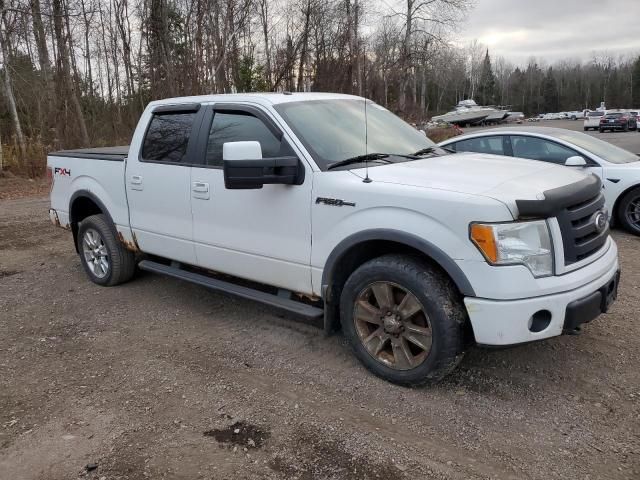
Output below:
[542,67,559,112]
[477,50,497,105]
[237,56,269,92]
[632,56,640,106]
[508,67,527,112]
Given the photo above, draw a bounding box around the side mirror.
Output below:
[223,141,304,189]
[565,156,587,167]
[223,140,262,161]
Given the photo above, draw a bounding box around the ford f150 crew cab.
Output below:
[48,93,620,385]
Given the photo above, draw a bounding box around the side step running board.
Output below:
[138,260,324,320]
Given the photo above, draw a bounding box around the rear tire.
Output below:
[77,214,136,286]
[339,254,467,386]
[617,188,640,236]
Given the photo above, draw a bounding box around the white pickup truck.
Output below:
[48,93,620,385]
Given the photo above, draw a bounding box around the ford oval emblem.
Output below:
[593,211,607,233]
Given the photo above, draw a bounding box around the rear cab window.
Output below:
[141,111,198,163]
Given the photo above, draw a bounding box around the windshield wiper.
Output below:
[327,153,391,170]
[412,146,439,156]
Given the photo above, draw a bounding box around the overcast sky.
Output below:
[455,0,640,65]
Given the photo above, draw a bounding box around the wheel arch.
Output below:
[321,229,475,334]
[612,183,640,226]
[69,190,117,252]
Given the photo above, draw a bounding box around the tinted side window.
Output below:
[142,113,196,163]
[511,136,579,164]
[206,111,293,167]
[453,136,504,155]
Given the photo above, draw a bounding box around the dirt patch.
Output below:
[0,176,49,200]
[204,420,270,449]
[269,428,404,480]
[0,270,20,279]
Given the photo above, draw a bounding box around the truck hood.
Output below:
[350,152,589,216]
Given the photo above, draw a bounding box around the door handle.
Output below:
[192,181,210,199]
[192,181,209,193]
[130,175,143,190]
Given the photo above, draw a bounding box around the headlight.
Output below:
[470,220,553,278]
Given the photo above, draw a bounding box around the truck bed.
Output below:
[49,146,129,161]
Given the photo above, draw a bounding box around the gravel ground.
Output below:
[1,195,639,480]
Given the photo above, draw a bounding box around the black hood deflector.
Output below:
[516,174,602,219]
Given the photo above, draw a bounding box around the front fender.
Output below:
[321,228,476,297]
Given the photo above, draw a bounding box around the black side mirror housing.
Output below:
[223,156,304,189]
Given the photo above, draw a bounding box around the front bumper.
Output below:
[464,256,620,346]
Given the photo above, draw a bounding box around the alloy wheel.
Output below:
[82,228,110,279]
[353,281,432,370]
[625,196,640,230]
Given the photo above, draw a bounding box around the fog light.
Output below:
[529,310,552,333]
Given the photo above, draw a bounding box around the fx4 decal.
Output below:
[315,197,356,207]
[54,167,71,176]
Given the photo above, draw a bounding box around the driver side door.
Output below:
[189,104,314,294]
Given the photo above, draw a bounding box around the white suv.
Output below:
[584,110,605,130]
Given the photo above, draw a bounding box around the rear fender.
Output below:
[69,187,138,252]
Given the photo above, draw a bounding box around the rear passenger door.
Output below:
[449,136,507,156]
[189,103,313,294]
[126,104,203,264]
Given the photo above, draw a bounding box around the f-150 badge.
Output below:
[315,197,356,207]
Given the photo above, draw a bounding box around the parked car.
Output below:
[584,110,605,130]
[600,112,637,132]
[567,110,586,120]
[627,110,639,128]
[48,93,619,386]
[506,111,525,122]
[439,126,640,234]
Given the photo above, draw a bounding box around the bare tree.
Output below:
[0,1,26,158]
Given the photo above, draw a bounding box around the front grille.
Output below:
[556,192,608,265]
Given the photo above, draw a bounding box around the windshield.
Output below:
[554,130,639,164]
[274,99,434,170]
[588,111,604,117]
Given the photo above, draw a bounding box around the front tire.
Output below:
[77,214,136,286]
[339,254,467,386]
[617,188,640,236]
